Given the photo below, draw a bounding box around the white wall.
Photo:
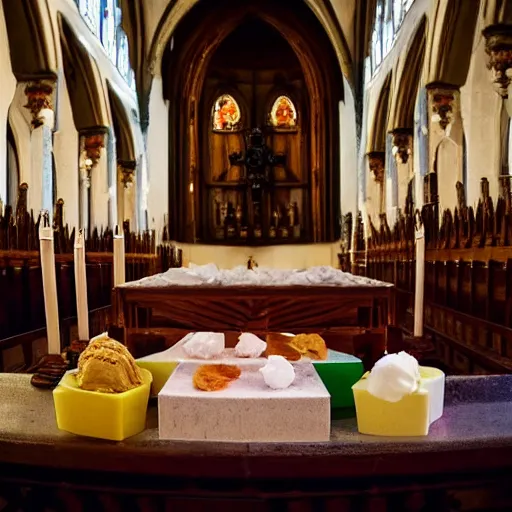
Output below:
[460,10,502,207]
[0,1,17,205]
[339,78,358,217]
[146,76,169,236]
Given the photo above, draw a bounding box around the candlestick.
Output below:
[113,227,126,287]
[74,229,89,341]
[39,211,61,354]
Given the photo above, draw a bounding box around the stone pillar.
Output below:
[117,160,136,225]
[391,128,413,212]
[367,151,385,217]
[82,130,109,232]
[483,24,512,100]
[24,81,55,219]
[426,83,463,212]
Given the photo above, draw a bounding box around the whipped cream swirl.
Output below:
[366,351,420,402]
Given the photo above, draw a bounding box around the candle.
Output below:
[39,211,61,354]
[74,229,89,341]
[113,227,126,287]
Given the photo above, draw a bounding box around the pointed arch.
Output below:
[1,0,56,79]
[368,72,392,153]
[390,16,427,129]
[107,81,136,162]
[148,0,352,86]
[58,13,108,130]
[427,0,479,87]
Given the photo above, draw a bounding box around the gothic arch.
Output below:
[368,72,392,153]
[390,16,427,130]
[107,81,136,162]
[1,0,57,79]
[164,0,343,243]
[427,0,479,87]
[149,0,352,86]
[58,14,108,130]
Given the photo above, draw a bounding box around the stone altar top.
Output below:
[119,264,392,288]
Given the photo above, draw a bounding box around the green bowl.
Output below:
[313,350,364,409]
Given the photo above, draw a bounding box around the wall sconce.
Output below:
[84,134,105,168]
[483,25,512,98]
[431,92,454,131]
[367,152,385,183]
[24,82,54,128]
[391,129,412,164]
[118,160,136,189]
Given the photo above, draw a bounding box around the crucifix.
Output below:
[229,128,286,204]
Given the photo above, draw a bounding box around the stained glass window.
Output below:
[212,95,242,131]
[79,0,101,37]
[77,0,135,91]
[101,0,118,62]
[369,0,415,77]
[269,96,297,129]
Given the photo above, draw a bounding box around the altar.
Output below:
[113,265,395,359]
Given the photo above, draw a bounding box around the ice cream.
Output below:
[290,333,328,361]
[352,352,445,436]
[366,351,420,402]
[235,333,267,358]
[183,332,225,359]
[260,355,295,389]
[76,333,143,393]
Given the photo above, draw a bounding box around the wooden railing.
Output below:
[340,176,512,374]
[0,185,170,372]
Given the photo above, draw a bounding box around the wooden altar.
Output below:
[114,283,395,358]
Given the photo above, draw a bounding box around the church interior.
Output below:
[2,0,512,510]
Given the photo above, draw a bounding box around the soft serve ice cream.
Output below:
[366,351,420,402]
[260,355,296,389]
[183,332,225,359]
[352,351,445,436]
[76,333,143,393]
[235,333,267,358]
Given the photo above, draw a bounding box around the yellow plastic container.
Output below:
[136,360,179,395]
[53,368,152,441]
[352,366,444,437]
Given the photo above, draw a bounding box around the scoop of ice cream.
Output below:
[76,333,143,393]
[259,355,295,389]
[235,333,267,358]
[366,351,420,402]
[183,332,225,359]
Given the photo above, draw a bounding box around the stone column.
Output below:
[24,81,55,219]
[82,130,109,232]
[391,128,413,210]
[426,83,463,212]
[117,160,136,226]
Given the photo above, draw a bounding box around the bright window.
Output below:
[370,0,414,76]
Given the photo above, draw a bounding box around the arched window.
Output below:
[78,0,135,91]
[212,94,241,132]
[369,0,415,76]
[269,95,297,129]
[79,0,101,37]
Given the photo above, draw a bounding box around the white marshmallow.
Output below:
[182,332,225,359]
[259,355,295,389]
[235,333,267,358]
[366,351,420,403]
